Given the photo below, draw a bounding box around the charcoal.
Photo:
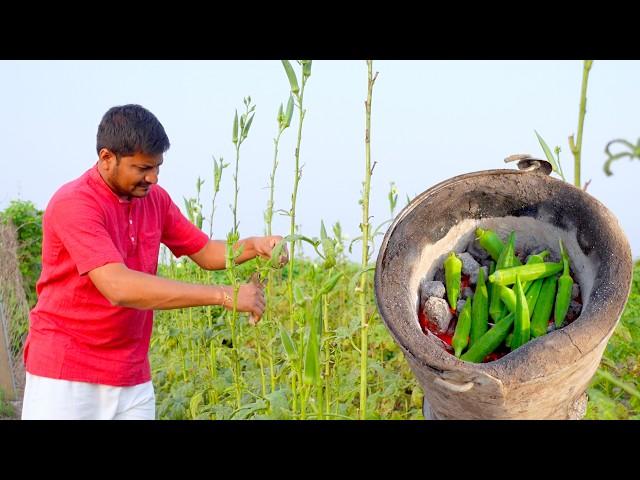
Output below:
[433,267,445,283]
[470,266,489,286]
[423,297,453,333]
[420,279,446,301]
[568,300,582,320]
[467,238,490,261]
[458,252,480,277]
[571,283,580,300]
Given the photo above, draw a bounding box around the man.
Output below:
[21,104,287,420]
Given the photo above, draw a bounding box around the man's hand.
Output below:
[254,235,289,267]
[220,282,266,324]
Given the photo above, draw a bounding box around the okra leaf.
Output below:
[281,60,300,95]
[189,391,204,419]
[535,130,563,179]
[243,112,255,139]
[349,266,376,294]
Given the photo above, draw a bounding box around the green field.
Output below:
[148,253,640,420]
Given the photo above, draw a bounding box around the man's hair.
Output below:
[96,104,170,158]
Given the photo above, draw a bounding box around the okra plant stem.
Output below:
[288,64,309,333]
[359,60,378,420]
[570,60,593,188]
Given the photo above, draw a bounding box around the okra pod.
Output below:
[452,296,473,357]
[554,240,574,328]
[475,227,504,262]
[475,228,522,265]
[470,267,489,345]
[488,261,505,322]
[499,280,542,317]
[489,231,516,321]
[522,249,549,291]
[510,275,530,350]
[524,278,544,316]
[444,251,462,310]
[499,231,518,270]
[498,285,516,313]
[531,274,558,338]
[460,312,515,363]
[488,261,563,286]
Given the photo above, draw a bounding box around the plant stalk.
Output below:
[359,60,378,419]
[570,60,593,188]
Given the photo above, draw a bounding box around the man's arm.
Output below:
[88,263,265,315]
[188,236,287,270]
[188,237,257,270]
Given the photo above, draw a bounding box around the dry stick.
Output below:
[569,60,593,189]
[359,61,378,420]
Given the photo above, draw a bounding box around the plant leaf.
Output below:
[281,60,300,94]
[534,130,562,178]
[243,113,255,139]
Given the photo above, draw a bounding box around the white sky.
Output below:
[0,60,638,261]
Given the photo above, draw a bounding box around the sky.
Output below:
[0,60,638,262]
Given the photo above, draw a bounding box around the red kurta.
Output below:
[24,164,209,386]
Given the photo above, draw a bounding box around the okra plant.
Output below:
[225,96,256,408]
[535,60,593,189]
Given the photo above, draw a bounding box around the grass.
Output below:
[0,388,16,419]
[584,260,640,419]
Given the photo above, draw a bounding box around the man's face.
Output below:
[98,149,163,199]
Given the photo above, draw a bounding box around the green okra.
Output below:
[531,274,558,338]
[476,227,505,262]
[470,267,489,345]
[524,277,544,317]
[488,261,563,286]
[489,231,517,322]
[444,251,462,310]
[500,231,518,270]
[499,285,516,314]
[475,228,522,265]
[488,261,506,322]
[522,249,549,291]
[452,296,473,358]
[486,260,495,303]
[489,281,506,322]
[510,275,530,350]
[500,277,543,317]
[460,312,515,363]
[554,239,574,328]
